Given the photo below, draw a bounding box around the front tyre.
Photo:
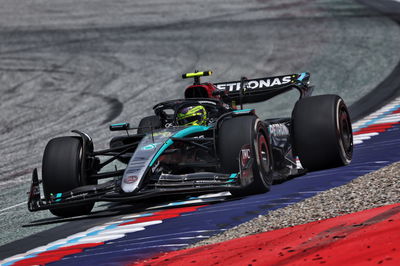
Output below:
[217,115,273,196]
[292,95,353,171]
[42,137,95,217]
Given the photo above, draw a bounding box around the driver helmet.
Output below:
[177,105,208,126]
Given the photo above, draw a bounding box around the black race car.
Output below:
[28,71,353,217]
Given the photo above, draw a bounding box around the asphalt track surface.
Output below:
[1,0,400,261]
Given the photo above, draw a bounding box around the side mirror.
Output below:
[109,122,130,131]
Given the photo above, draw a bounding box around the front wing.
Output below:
[28,169,244,212]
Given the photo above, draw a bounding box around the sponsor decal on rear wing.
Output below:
[213,72,311,104]
[214,74,303,92]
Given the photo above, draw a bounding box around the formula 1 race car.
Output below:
[28,71,353,217]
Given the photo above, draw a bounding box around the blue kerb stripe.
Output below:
[149,126,210,166]
[132,213,154,218]
[5,212,157,265]
[356,104,400,130]
[298,72,306,81]
[168,201,191,207]
[3,254,38,266]
[44,216,148,251]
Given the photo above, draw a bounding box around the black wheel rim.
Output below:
[338,104,353,159]
[257,133,270,175]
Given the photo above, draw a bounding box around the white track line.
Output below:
[0,202,26,213]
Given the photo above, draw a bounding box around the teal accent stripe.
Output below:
[233,109,253,113]
[111,122,128,126]
[149,139,173,166]
[227,173,238,183]
[55,193,62,202]
[149,126,210,166]
[172,125,210,138]
[298,72,306,81]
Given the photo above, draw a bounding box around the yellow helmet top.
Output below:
[177,105,208,126]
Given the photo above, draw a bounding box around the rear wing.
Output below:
[214,72,313,104]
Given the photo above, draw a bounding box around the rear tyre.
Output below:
[218,115,273,196]
[42,137,94,217]
[137,115,162,134]
[292,95,353,171]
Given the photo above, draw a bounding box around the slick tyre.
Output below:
[218,115,273,196]
[42,137,94,217]
[292,95,353,171]
[137,115,162,134]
